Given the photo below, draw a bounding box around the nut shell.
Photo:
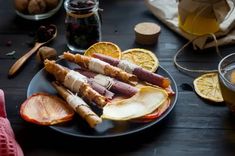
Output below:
[14,0,29,13]
[36,46,57,63]
[28,0,46,14]
[44,0,59,9]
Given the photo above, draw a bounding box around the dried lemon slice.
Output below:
[121,48,159,72]
[84,42,121,59]
[193,73,223,102]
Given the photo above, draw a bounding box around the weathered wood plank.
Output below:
[13,126,235,156]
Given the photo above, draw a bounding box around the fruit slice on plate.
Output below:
[20,93,74,126]
[193,73,223,102]
[84,42,121,59]
[102,86,168,121]
[135,98,171,122]
[121,48,159,72]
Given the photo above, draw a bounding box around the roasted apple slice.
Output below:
[20,93,74,125]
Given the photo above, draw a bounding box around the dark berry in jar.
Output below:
[70,0,95,8]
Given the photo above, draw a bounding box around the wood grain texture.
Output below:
[1,0,235,156]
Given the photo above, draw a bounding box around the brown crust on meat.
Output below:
[64,51,90,68]
[44,59,69,82]
[79,83,107,107]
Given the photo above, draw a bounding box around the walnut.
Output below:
[28,0,46,14]
[36,46,57,63]
[14,0,29,13]
[44,0,59,10]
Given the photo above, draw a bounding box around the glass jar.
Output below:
[64,0,101,53]
[178,0,230,36]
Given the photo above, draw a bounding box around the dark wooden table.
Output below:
[1,0,235,155]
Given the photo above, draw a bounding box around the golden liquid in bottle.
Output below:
[179,12,220,35]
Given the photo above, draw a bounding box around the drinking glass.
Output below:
[218,53,235,113]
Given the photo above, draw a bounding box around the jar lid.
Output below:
[134,22,161,45]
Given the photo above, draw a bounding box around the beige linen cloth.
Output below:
[145,0,235,49]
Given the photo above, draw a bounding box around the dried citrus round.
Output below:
[193,73,223,102]
[84,42,121,59]
[121,48,159,72]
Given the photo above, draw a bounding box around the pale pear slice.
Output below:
[102,86,168,121]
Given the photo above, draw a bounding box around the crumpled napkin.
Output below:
[0,89,24,156]
[145,0,235,49]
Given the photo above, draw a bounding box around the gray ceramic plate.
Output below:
[27,59,178,138]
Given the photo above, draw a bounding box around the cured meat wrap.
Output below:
[44,60,108,107]
[92,53,170,88]
[52,82,102,128]
[63,52,138,85]
[87,79,114,99]
[76,69,138,97]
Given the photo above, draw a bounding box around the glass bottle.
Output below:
[178,0,230,36]
[64,0,101,53]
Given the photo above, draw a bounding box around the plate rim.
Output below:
[27,61,178,139]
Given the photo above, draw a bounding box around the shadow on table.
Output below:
[15,115,173,155]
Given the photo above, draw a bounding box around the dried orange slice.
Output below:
[20,93,74,125]
[193,73,223,102]
[121,48,159,72]
[84,42,121,59]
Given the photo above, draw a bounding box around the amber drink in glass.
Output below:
[218,53,235,113]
